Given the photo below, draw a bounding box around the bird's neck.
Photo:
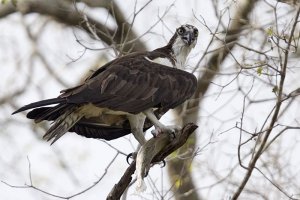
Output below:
[147,37,194,69]
[171,41,192,69]
[167,36,194,69]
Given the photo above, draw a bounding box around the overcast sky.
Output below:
[1,0,300,200]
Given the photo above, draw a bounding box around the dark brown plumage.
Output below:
[13,24,198,144]
[61,53,196,113]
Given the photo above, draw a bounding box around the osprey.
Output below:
[13,24,198,145]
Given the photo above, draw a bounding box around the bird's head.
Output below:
[166,24,198,68]
[176,24,198,47]
[168,24,198,49]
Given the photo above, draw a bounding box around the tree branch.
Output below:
[106,123,198,200]
[277,0,300,6]
[168,1,258,199]
[231,5,300,200]
[0,0,146,53]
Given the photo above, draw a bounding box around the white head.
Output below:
[168,24,198,69]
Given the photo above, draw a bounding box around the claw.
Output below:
[126,152,137,164]
[160,160,166,168]
[126,152,133,165]
[144,170,149,177]
[149,160,166,168]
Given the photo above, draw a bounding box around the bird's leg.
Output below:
[126,114,146,164]
[127,114,147,145]
[143,109,180,138]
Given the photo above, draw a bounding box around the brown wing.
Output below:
[60,54,197,114]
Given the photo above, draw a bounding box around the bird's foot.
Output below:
[147,159,166,170]
[126,152,137,164]
[151,125,181,139]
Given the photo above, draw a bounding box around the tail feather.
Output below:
[12,98,66,115]
[27,107,59,122]
[43,108,82,145]
[27,104,70,123]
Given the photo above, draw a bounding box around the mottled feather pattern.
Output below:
[43,108,82,144]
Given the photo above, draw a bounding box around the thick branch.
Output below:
[106,123,198,200]
[277,0,300,6]
[106,160,136,200]
[0,0,146,53]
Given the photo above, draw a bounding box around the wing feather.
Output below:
[60,54,197,114]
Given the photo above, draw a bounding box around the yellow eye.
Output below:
[177,27,185,35]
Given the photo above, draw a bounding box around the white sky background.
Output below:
[0,0,300,199]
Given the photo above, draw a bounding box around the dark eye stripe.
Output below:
[177,25,198,36]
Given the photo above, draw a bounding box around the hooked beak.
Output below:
[182,32,196,46]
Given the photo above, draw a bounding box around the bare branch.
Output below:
[0,0,147,52]
[1,153,119,199]
[231,5,300,199]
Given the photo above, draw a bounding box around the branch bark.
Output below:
[277,0,300,6]
[107,123,198,200]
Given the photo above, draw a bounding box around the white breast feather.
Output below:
[145,35,195,69]
[145,56,173,68]
[172,37,194,69]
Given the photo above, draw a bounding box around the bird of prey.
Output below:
[13,24,198,145]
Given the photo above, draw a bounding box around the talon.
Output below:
[160,160,166,168]
[126,152,137,164]
[144,170,149,177]
[126,153,133,164]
